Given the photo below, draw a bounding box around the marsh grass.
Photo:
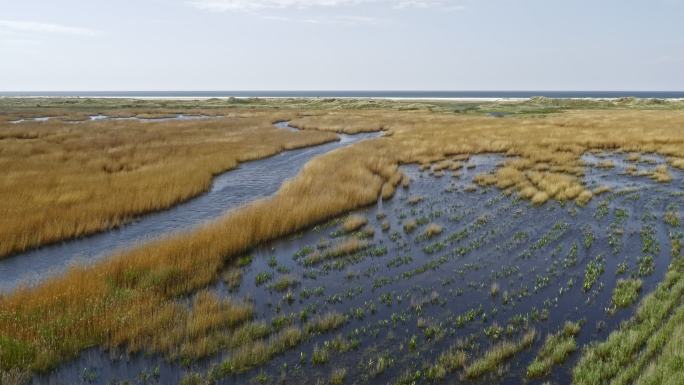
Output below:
[597,160,615,169]
[0,110,338,258]
[527,321,581,378]
[490,282,500,297]
[664,209,681,227]
[269,275,300,292]
[0,369,31,385]
[222,268,243,291]
[403,219,418,233]
[651,165,672,183]
[425,347,467,381]
[218,326,302,375]
[304,312,347,334]
[341,214,368,233]
[610,278,642,309]
[573,257,684,385]
[583,255,605,291]
[407,195,424,205]
[0,131,401,372]
[423,223,443,238]
[464,330,536,378]
[6,100,684,377]
[303,238,370,266]
[329,368,347,385]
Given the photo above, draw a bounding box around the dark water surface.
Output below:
[37,151,683,385]
[0,123,380,292]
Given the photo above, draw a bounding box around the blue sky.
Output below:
[1,0,683,91]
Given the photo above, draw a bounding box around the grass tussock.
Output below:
[407,195,424,205]
[269,275,300,292]
[651,165,672,183]
[465,330,536,378]
[330,368,347,385]
[218,326,302,375]
[341,214,368,233]
[425,347,468,381]
[593,185,611,195]
[527,321,581,378]
[109,291,256,361]
[423,223,443,238]
[403,219,418,233]
[303,238,371,266]
[0,369,31,385]
[611,278,643,309]
[597,160,615,169]
[304,311,347,334]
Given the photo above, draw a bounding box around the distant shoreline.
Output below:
[2,91,684,100]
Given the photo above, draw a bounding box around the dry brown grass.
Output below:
[651,165,672,182]
[423,223,444,238]
[0,110,337,258]
[341,214,368,233]
[309,109,684,204]
[6,106,684,375]
[597,160,615,169]
[289,113,385,134]
[0,129,401,372]
[304,238,371,266]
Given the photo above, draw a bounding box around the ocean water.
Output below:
[1,90,684,99]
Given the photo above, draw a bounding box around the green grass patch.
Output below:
[526,321,581,378]
[611,278,642,309]
[465,330,536,378]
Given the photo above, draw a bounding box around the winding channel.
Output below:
[0,122,381,292]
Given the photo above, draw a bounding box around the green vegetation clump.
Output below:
[425,347,468,381]
[303,238,370,266]
[304,312,347,334]
[611,279,642,309]
[218,327,302,375]
[403,219,418,233]
[254,272,273,286]
[665,210,680,227]
[527,321,581,378]
[583,255,605,291]
[329,368,347,385]
[269,275,299,292]
[465,330,536,378]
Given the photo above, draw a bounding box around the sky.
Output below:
[0,0,683,91]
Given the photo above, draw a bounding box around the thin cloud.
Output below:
[0,20,99,36]
[190,0,362,12]
[395,0,466,10]
[189,0,464,12]
[262,14,384,25]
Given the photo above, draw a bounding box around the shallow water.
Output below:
[0,123,380,292]
[9,116,51,123]
[8,114,223,124]
[38,151,684,385]
[86,114,222,122]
